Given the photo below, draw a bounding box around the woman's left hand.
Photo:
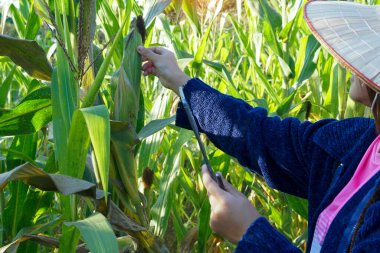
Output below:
[201,165,261,244]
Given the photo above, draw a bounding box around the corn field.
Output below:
[0,0,377,252]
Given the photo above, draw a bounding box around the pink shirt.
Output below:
[311,134,380,251]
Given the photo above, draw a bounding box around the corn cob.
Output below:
[111,16,147,227]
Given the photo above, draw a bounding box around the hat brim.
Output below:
[304,1,380,92]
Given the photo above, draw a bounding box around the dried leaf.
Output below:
[180,227,198,253]
[0,234,89,253]
[107,201,146,232]
[0,163,104,199]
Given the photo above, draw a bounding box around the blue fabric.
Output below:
[175,78,380,252]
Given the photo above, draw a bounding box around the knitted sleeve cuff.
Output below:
[175,78,215,130]
[236,217,302,253]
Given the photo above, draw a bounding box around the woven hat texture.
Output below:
[304,1,380,92]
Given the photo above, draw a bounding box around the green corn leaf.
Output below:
[62,112,90,179]
[203,60,241,99]
[64,213,118,253]
[276,91,297,117]
[285,194,308,219]
[110,121,144,223]
[263,19,282,57]
[25,7,41,40]
[97,0,120,35]
[18,190,54,232]
[67,0,77,34]
[179,166,200,209]
[198,199,212,253]
[229,16,280,104]
[277,55,293,80]
[59,225,81,253]
[210,150,231,176]
[0,148,37,165]
[97,0,123,61]
[323,64,339,118]
[174,50,242,98]
[137,116,175,140]
[113,68,139,124]
[1,2,10,34]
[137,89,172,173]
[256,0,282,29]
[122,18,144,98]
[0,87,52,136]
[171,189,187,242]
[0,66,16,108]
[3,134,37,240]
[82,14,129,108]
[172,0,183,19]
[64,105,110,199]
[182,0,201,34]
[144,0,172,27]
[337,66,347,120]
[258,0,282,56]
[51,44,78,170]
[9,4,26,38]
[294,35,320,88]
[320,55,334,94]
[193,20,215,72]
[136,89,145,134]
[151,129,192,236]
[279,3,303,46]
[34,0,52,25]
[0,35,52,80]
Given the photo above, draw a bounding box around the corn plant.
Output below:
[0,0,377,252]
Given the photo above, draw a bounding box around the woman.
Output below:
[138,1,380,252]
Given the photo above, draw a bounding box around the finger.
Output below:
[143,68,152,76]
[143,67,157,76]
[201,165,225,199]
[142,61,154,71]
[151,46,165,55]
[217,173,240,195]
[137,46,159,62]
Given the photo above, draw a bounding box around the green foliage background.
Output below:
[0,0,377,252]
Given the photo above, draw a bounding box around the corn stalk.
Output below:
[109,16,165,252]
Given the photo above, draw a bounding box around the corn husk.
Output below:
[110,16,147,229]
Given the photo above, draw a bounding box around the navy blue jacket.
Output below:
[175,78,380,252]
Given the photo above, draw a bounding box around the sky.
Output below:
[0,0,20,8]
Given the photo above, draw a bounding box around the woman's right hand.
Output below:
[201,165,261,244]
[137,46,191,95]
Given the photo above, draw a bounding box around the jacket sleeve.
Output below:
[235,217,302,253]
[176,78,333,198]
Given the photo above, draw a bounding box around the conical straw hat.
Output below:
[304,1,380,92]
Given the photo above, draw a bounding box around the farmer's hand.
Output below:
[137,46,191,95]
[201,165,261,244]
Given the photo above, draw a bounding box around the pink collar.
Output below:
[311,134,380,251]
